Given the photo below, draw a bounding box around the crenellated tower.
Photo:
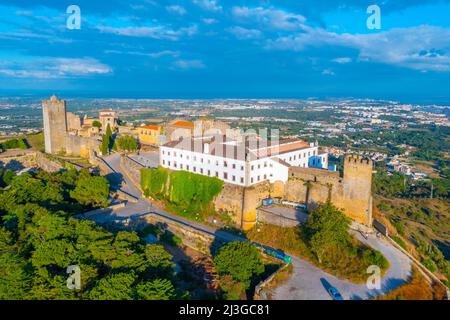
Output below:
[42,95,67,154]
[342,155,373,225]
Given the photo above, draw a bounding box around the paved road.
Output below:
[270,231,412,300]
[96,153,412,300]
[95,153,245,244]
[128,151,159,169]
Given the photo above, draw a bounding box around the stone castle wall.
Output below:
[65,134,100,159]
[215,155,373,229]
[0,151,63,173]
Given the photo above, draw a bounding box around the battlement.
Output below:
[42,95,66,109]
[344,154,372,166]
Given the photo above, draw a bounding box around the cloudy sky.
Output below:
[1,0,450,102]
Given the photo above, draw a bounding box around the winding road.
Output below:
[91,153,412,300]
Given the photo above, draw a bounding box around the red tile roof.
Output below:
[170,120,195,129]
[139,125,160,131]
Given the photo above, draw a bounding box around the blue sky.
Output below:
[1,0,450,102]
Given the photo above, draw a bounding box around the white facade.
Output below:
[159,138,328,187]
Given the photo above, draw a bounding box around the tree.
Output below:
[2,169,16,186]
[92,120,102,129]
[214,241,264,290]
[100,124,113,155]
[0,253,31,300]
[135,279,176,300]
[307,202,351,263]
[88,272,136,300]
[115,135,138,153]
[70,176,109,208]
[145,244,175,276]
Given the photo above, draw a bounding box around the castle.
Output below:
[42,95,109,158]
[42,95,374,230]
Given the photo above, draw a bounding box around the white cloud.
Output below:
[97,25,198,41]
[322,69,335,76]
[227,26,262,40]
[0,57,112,79]
[333,57,352,64]
[104,50,180,58]
[166,5,187,16]
[202,18,217,25]
[172,59,205,70]
[192,0,222,12]
[232,6,306,31]
[267,25,450,72]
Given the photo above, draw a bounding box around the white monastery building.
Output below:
[159,135,328,187]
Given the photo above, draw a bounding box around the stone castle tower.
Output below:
[341,155,373,225]
[42,95,67,154]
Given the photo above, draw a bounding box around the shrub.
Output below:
[0,138,28,150]
[141,167,223,217]
[115,135,138,153]
[214,241,264,290]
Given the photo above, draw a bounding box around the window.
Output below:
[187,165,190,171]
[251,165,254,170]
[257,175,260,181]
[193,166,196,172]
[168,161,171,166]
[200,168,203,174]
[174,162,177,168]
[162,160,165,165]
[264,174,267,180]
[224,172,228,179]
[241,166,244,171]
[168,152,171,156]
[224,161,228,167]
[162,151,165,155]
[174,152,177,157]
[180,164,183,169]
[240,177,244,184]
[216,160,219,166]
[232,175,236,182]
[208,170,211,176]
[215,172,219,177]
[201,158,204,163]
[251,177,254,183]
[264,162,267,167]
[258,164,261,169]
[232,164,236,169]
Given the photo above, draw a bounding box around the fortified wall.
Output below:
[215,155,373,230]
[42,95,100,158]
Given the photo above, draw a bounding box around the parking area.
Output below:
[129,151,160,168]
[258,204,309,227]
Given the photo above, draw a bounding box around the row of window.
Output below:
[161,159,276,185]
[140,129,157,136]
[162,159,245,184]
[162,149,245,170]
[282,150,316,163]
